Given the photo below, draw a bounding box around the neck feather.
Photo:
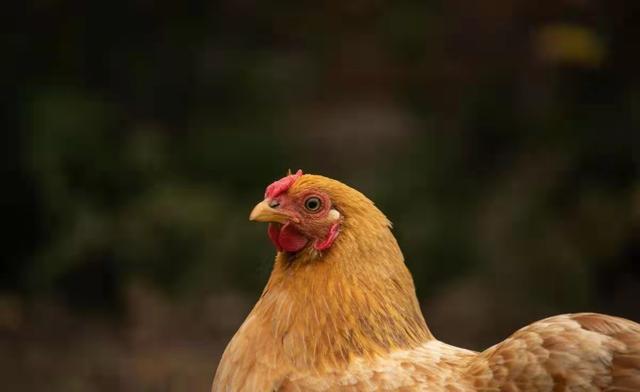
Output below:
[251,205,432,371]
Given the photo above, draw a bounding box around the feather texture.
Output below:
[212,174,640,391]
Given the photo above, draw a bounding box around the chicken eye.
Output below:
[304,196,322,212]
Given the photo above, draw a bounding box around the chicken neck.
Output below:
[251,213,433,372]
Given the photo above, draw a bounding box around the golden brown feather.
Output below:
[212,173,640,391]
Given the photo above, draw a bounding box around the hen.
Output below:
[212,171,640,391]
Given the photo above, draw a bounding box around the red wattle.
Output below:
[267,223,308,253]
[268,224,283,252]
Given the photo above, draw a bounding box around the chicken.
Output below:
[212,170,640,391]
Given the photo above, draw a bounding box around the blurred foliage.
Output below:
[2,0,639,326]
[1,1,639,390]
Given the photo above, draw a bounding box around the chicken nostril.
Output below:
[269,200,280,208]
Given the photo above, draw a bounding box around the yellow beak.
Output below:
[249,200,292,223]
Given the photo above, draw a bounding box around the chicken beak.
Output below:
[249,200,291,224]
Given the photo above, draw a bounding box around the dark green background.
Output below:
[2,1,638,390]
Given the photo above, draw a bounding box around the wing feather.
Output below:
[468,313,640,391]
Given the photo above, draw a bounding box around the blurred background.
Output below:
[2,1,639,390]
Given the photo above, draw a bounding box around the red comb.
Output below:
[265,169,303,199]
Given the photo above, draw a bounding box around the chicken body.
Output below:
[253,315,640,392]
[212,173,640,391]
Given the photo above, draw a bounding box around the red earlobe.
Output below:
[314,222,340,251]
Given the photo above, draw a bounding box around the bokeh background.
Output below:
[2,1,639,391]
